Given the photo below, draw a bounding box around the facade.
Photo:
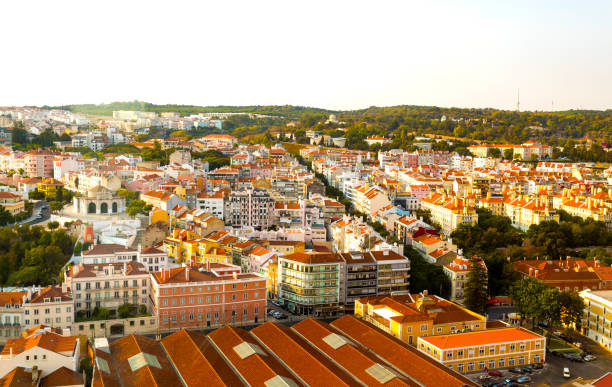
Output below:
[355,292,486,346]
[196,190,225,220]
[227,189,275,229]
[65,262,150,318]
[278,252,342,317]
[444,256,487,305]
[22,286,73,332]
[421,192,478,235]
[72,185,126,215]
[580,290,612,351]
[141,190,184,212]
[513,258,607,292]
[0,292,27,345]
[81,243,172,273]
[417,327,545,374]
[151,263,266,331]
[24,149,55,178]
[0,192,25,215]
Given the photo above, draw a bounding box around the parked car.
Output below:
[508,367,523,374]
[531,363,543,369]
[504,378,517,384]
[563,368,571,378]
[517,376,531,384]
[520,367,532,373]
[479,375,491,381]
[276,313,288,320]
[565,353,584,362]
[583,354,597,361]
[488,370,502,377]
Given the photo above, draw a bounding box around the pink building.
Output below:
[151,263,266,332]
[25,149,55,178]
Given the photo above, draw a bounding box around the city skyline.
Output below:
[2,0,612,111]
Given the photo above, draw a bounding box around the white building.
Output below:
[0,326,80,378]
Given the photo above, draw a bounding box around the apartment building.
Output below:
[197,134,237,150]
[278,252,342,317]
[580,290,612,351]
[141,190,184,212]
[468,141,552,160]
[444,256,487,305]
[151,263,266,331]
[24,149,55,178]
[0,192,25,215]
[418,327,545,373]
[22,286,73,332]
[513,258,608,292]
[503,195,558,232]
[81,243,172,273]
[421,192,478,235]
[0,292,26,344]
[352,184,392,219]
[355,292,486,346]
[227,188,275,229]
[196,190,225,219]
[273,199,323,228]
[65,262,150,318]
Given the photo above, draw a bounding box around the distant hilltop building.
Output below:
[112,111,158,120]
[365,136,392,146]
[468,141,552,160]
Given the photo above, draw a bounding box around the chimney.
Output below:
[233,272,238,280]
[9,347,12,359]
[529,267,533,276]
[206,260,210,272]
[423,289,428,297]
[61,282,67,294]
[185,267,190,281]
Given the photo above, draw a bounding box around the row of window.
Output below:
[162,306,259,323]
[161,292,259,307]
[25,306,71,315]
[161,282,255,295]
[76,290,144,299]
[25,316,71,325]
[75,279,147,290]
[450,354,540,372]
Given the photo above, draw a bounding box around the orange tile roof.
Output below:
[41,366,84,387]
[421,327,543,349]
[1,331,77,357]
[331,316,478,387]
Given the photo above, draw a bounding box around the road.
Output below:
[18,200,50,225]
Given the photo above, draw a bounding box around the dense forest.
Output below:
[0,225,75,286]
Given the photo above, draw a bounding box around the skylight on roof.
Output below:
[233,342,267,359]
[322,333,349,350]
[128,352,161,372]
[96,358,110,374]
[264,375,299,387]
[366,363,397,384]
[372,308,400,319]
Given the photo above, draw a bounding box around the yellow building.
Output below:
[355,291,486,346]
[150,208,169,225]
[580,289,612,351]
[0,192,25,215]
[418,327,545,374]
[196,240,231,265]
[36,178,65,200]
[163,228,199,262]
[264,240,305,255]
[420,192,478,235]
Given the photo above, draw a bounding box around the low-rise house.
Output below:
[417,327,545,373]
[0,326,80,378]
[22,286,73,332]
[444,256,487,305]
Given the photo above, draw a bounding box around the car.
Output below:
[565,353,584,362]
[583,354,597,361]
[531,363,543,369]
[267,309,276,316]
[563,367,571,378]
[276,313,288,320]
[504,378,517,384]
[479,375,491,381]
[272,311,282,318]
[520,367,532,373]
[508,367,523,374]
[488,371,502,377]
[483,382,500,387]
[517,376,531,384]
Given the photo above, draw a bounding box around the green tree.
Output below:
[503,148,514,160]
[463,257,488,314]
[47,221,60,230]
[558,290,584,329]
[488,148,501,158]
[118,303,134,318]
[509,277,547,327]
[117,188,136,201]
[73,241,83,256]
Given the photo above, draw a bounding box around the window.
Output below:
[508,357,515,366]
[243,283,248,288]
[518,356,524,365]
[447,352,452,359]
[519,344,526,350]
[232,284,236,289]
[479,348,485,355]
[163,300,168,306]
[534,354,540,363]
[457,364,464,372]
[243,293,248,300]
[457,350,463,357]
[488,360,495,369]
[232,295,236,301]
[509,344,515,351]
[498,358,505,367]
[436,327,442,333]
[420,324,427,332]
[478,361,484,369]
[489,347,495,354]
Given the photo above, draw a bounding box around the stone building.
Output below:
[72,185,126,215]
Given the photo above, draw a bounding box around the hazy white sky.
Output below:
[2,0,611,111]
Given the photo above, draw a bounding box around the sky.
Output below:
[2,0,611,112]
